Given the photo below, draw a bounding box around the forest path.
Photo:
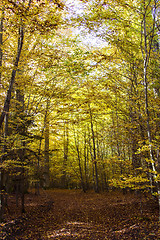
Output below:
[2,189,160,239]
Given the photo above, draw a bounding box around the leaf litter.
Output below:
[0,189,160,239]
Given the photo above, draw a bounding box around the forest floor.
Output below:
[0,189,160,239]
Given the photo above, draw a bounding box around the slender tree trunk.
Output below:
[61,121,69,188]
[83,129,89,190]
[88,125,95,190]
[35,114,47,195]
[0,6,4,222]
[101,143,109,191]
[44,100,50,188]
[0,21,24,128]
[74,128,86,193]
[21,168,25,214]
[128,79,141,172]
[0,6,4,85]
[114,95,123,175]
[142,0,160,220]
[111,112,120,176]
[16,87,26,214]
[89,104,99,193]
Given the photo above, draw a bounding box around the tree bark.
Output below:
[61,121,69,189]
[89,104,99,193]
[74,128,86,193]
[0,6,4,222]
[141,0,160,220]
[0,22,24,128]
[16,86,26,214]
[0,6,4,85]
[44,99,50,188]
[83,129,89,190]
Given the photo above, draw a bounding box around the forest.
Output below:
[0,0,160,239]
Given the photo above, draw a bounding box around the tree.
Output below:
[0,0,64,220]
[140,0,160,218]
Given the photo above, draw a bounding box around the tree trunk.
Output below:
[36,115,47,195]
[89,104,99,193]
[141,0,160,220]
[16,81,26,214]
[44,100,50,188]
[0,6,4,85]
[61,121,69,189]
[83,129,89,190]
[74,128,86,193]
[0,21,24,128]
[0,6,4,223]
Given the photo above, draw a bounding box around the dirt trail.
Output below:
[1,189,160,239]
